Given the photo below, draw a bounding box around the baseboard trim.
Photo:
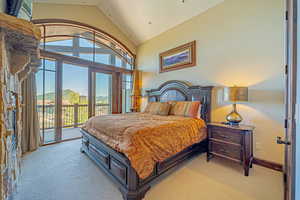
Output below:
[253,157,283,172]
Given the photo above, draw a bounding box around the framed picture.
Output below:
[159,41,196,73]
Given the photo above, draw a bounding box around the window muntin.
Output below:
[37,22,134,69]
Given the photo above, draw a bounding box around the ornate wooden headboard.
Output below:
[146,80,213,122]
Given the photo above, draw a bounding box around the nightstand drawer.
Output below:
[210,127,242,144]
[210,141,242,161]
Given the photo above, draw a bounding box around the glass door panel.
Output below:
[36,59,57,144]
[95,72,112,116]
[122,74,133,113]
[62,63,89,140]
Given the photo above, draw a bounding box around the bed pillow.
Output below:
[143,102,171,116]
[169,101,201,118]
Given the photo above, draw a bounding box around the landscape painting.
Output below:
[159,41,196,73]
[163,49,190,68]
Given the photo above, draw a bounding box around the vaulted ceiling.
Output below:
[34,0,225,45]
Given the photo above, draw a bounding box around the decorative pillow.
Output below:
[169,101,201,118]
[143,102,171,116]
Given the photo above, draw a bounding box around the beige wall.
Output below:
[137,0,285,163]
[32,3,136,54]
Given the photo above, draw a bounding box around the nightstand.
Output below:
[207,122,254,176]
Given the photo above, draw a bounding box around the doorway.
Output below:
[36,58,57,144]
[36,57,115,144]
[61,63,89,141]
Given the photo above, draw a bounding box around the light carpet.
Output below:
[15,139,283,200]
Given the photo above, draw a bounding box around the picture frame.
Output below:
[159,41,196,73]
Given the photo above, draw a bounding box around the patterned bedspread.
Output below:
[82,113,207,179]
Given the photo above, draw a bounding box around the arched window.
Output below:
[32,19,135,144]
[33,19,135,70]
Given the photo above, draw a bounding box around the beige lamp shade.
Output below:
[223,87,248,102]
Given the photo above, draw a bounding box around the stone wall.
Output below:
[0,13,40,200]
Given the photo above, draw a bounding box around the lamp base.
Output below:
[226,103,242,125]
[227,121,240,126]
[221,121,240,126]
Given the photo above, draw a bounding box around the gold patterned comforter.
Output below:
[82,113,207,179]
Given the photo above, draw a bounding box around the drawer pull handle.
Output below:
[219,149,227,153]
[219,134,230,139]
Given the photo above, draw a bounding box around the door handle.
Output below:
[276,136,291,145]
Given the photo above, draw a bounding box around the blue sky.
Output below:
[36,61,110,98]
[63,63,89,96]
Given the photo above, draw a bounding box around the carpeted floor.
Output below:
[16,139,283,200]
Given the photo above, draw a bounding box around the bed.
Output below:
[80,80,213,200]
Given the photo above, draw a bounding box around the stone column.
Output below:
[0,13,41,200]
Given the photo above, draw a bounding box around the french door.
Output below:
[37,58,114,144]
[60,63,89,141]
[94,71,112,116]
[36,59,57,143]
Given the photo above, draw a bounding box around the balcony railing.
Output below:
[37,103,110,130]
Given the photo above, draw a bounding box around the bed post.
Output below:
[119,161,151,200]
[120,186,151,200]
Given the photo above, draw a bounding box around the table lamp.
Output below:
[223,86,248,125]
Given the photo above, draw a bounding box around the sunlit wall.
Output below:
[137,0,285,163]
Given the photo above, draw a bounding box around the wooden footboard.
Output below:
[80,129,207,200]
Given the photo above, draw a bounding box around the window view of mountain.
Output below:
[37,89,109,105]
[36,89,111,130]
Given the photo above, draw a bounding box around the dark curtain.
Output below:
[6,0,23,16]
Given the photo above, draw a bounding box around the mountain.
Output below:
[37,89,82,104]
[37,89,108,104]
[96,96,109,104]
[37,91,55,101]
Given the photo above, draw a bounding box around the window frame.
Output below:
[33,19,135,145]
[33,19,135,69]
